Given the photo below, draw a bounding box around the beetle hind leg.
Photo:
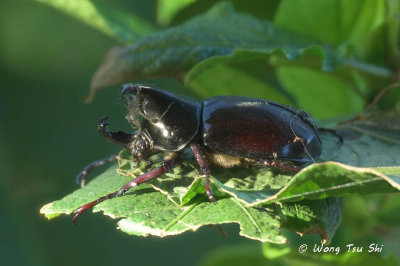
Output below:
[264,160,300,173]
[190,143,216,203]
[248,159,300,173]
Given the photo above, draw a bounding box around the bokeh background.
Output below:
[1,0,399,265]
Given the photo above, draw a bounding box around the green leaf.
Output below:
[214,162,399,207]
[157,0,197,26]
[35,0,156,43]
[185,50,296,105]
[329,111,400,164]
[87,2,343,101]
[274,0,385,48]
[276,67,365,119]
[339,110,400,145]
[41,165,287,243]
[279,198,342,244]
[41,162,344,242]
[170,0,282,25]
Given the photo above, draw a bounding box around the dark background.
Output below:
[0,1,268,265]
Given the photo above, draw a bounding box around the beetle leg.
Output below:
[190,143,216,203]
[318,127,343,145]
[98,116,135,148]
[263,160,300,173]
[76,155,119,188]
[73,154,181,224]
[248,159,300,173]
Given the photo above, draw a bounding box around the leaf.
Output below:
[35,0,156,43]
[170,0,282,25]
[279,198,342,244]
[339,110,400,145]
[359,1,400,67]
[116,197,285,243]
[87,2,343,101]
[276,67,365,119]
[214,162,399,207]
[157,0,196,26]
[41,165,287,243]
[185,50,297,105]
[274,0,385,48]
[327,111,400,165]
[41,162,344,243]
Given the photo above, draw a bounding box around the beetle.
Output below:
[72,84,327,223]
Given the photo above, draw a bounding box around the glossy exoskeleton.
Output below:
[73,84,323,223]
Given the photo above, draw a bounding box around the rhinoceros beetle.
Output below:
[73,84,337,223]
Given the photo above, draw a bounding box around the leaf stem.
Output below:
[231,198,262,234]
[343,58,392,79]
[162,203,198,232]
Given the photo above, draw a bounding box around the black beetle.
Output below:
[73,84,325,223]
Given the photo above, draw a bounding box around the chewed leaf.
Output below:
[111,197,286,243]
[40,165,287,243]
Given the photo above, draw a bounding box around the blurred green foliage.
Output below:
[1,0,399,265]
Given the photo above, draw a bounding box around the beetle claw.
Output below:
[206,189,216,203]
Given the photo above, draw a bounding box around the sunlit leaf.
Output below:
[35,0,156,43]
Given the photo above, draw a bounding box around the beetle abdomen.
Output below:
[202,96,321,163]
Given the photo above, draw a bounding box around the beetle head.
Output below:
[121,84,146,129]
[120,84,154,159]
[119,83,202,152]
[129,131,152,160]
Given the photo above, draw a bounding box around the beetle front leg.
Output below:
[190,143,216,203]
[73,153,181,224]
[98,116,136,149]
[75,155,119,188]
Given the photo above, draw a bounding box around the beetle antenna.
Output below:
[289,116,317,164]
